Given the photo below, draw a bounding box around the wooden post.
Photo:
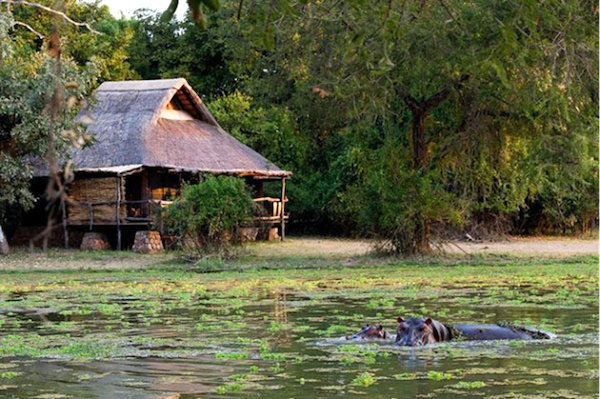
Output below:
[280,177,286,241]
[61,199,69,249]
[116,176,122,251]
[88,203,94,231]
[141,169,149,218]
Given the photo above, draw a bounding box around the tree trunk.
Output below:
[401,76,468,255]
[409,108,431,255]
[0,225,9,256]
[412,110,427,170]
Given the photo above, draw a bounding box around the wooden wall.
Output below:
[68,177,126,225]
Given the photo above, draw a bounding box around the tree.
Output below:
[229,0,598,253]
[127,9,237,97]
[0,9,98,232]
[9,0,137,81]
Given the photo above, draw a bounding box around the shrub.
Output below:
[340,139,463,255]
[161,176,255,256]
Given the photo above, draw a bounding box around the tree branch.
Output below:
[437,0,472,39]
[423,74,469,111]
[410,0,429,21]
[400,89,420,112]
[13,20,44,39]
[0,0,101,34]
[236,0,243,20]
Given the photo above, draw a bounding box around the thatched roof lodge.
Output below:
[35,78,291,249]
[72,78,290,177]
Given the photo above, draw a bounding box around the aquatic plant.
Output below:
[351,372,376,387]
[427,371,454,381]
[454,381,486,389]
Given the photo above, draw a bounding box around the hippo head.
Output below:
[346,324,389,340]
[395,317,442,346]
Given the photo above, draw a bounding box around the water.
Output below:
[0,270,597,398]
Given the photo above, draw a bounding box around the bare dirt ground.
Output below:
[251,236,598,258]
[441,236,598,257]
[0,236,596,271]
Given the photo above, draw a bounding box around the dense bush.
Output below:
[339,134,463,254]
[161,176,255,255]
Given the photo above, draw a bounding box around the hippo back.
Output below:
[454,324,534,341]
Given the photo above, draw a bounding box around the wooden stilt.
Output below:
[61,199,69,249]
[116,176,122,251]
[280,177,286,241]
[88,203,94,231]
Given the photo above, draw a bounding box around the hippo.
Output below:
[395,316,556,346]
[346,324,391,340]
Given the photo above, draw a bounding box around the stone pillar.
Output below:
[80,232,111,251]
[267,227,280,241]
[0,226,9,255]
[132,231,164,254]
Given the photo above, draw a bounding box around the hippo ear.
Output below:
[397,316,404,323]
[424,318,433,326]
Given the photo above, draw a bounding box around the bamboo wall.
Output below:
[68,177,126,225]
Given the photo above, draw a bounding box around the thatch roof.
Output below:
[66,78,291,177]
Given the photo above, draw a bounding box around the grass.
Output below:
[1,236,596,273]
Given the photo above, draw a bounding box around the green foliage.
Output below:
[341,132,463,254]
[127,10,237,96]
[161,176,255,255]
[226,0,598,246]
[4,0,598,247]
[0,11,98,225]
[11,0,137,82]
[208,91,309,170]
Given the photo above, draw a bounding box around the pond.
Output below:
[0,259,597,398]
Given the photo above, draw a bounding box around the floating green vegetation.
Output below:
[58,341,117,358]
[319,324,350,336]
[215,382,245,394]
[428,371,455,381]
[229,374,248,382]
[214,352,249,360]
[94,303,124,315]
[351,372,376,387]
[267,321,291,332]
[260,352,286,361]
[365,297,396,309]
[453,381,487,389]
[0,250,596,398]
